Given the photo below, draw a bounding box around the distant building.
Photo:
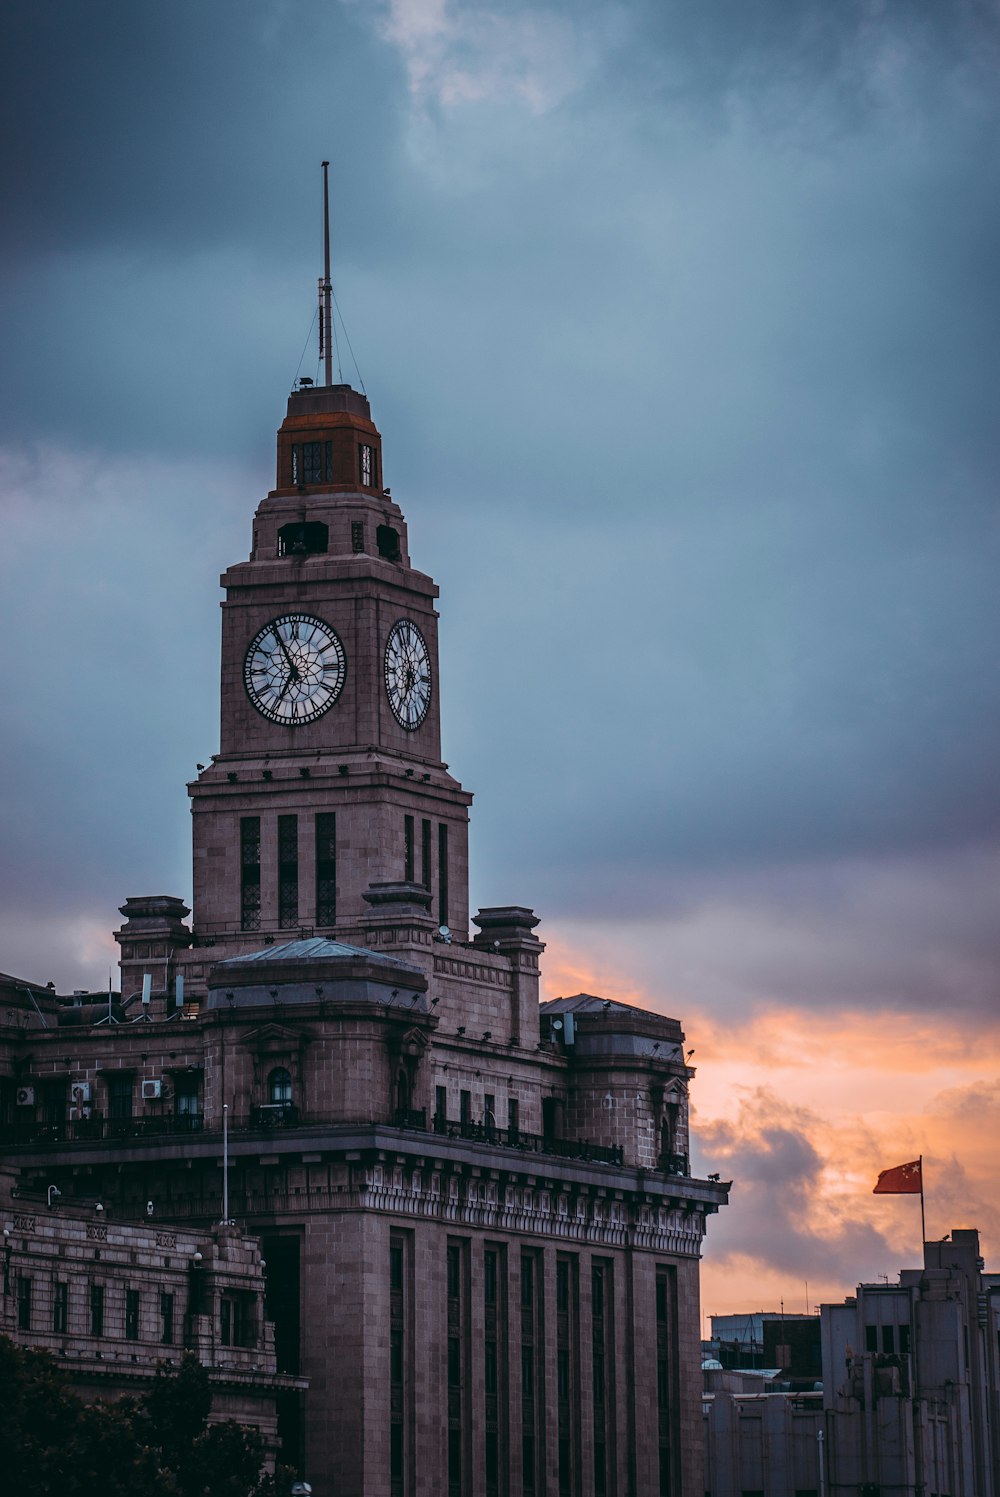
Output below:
[0,338,729,1490]
[0,1184,302,1456]
[705,1228,1000,1497]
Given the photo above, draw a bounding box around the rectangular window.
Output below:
[421,819,432,890]
[17,1275,31,1330]
[107,1073,133,1120]
[447,1242,466,1497]
[484,1093,496,1128]
[359,443,377,488]
[899,1324,911,1355]
[882,1324,895,1354]
[438,822,449,926]
[460,1090,472,1126]
[556,1256,578,1497]
[160,1291,174,1345]
[53,1281,68,1334]
[508,1097,520,1136]
[389,1227,407,1497]
[435,1085,448,1126]
[864,1324,878,1353]
[278,814,298,929]
[656,1265,678,1497]
[315,812,337,926]
[592,1262,614,1495]
[240,816,262,931]
[175,1081,200,1120]
[300,440,332,485]
[126,1288,140,1341]
[520,1251,543,1496]
[91,1283,105,1338]
[404,815,415,883]
[483,1245,506,1497]
[351,520,365,554]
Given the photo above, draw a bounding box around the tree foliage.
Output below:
[0,1337,286,1497]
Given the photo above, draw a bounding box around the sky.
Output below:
[1,0,999,1318]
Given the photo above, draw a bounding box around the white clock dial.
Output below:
[244,614,346,725]
[384,619,432,730]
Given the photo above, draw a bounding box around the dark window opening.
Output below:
[882,1325,895,1354]
[435,1085,447,1126]
[438,823,449,927]
[864,1324,878,1353]
[278,521,329,557]
[404,815,415,883]
[91,1283,105,1338]
[241,817,262,932]
[508,1097,520,1135]
[377,523,400,561]
[351,520,365,554]
[126,1288,140,1340]
[899,1324,910,1354]
[315,813,336,927]
[107,1073,133,1121]
[160,1291,174,1344]
[278,814,299,929]
[17,1276,32,1330]
[53,1281,68,1334]
[421,819,432,890]
[542,1096,559,1140]
[262,1235,301,1375]
[460,1090,472,1126]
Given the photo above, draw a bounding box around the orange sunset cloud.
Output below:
[541,929,1000,1319]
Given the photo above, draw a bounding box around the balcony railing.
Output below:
[0,1107,630,1169]
[0,1114,205,1146]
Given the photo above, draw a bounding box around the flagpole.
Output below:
[919,1153,926,1248]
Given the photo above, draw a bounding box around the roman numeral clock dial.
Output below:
[244,613,346,725]
[384,619,432,729]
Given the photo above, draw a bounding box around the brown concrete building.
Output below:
[0,372,729,1495]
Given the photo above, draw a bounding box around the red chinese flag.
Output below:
[873,1160,922,1194]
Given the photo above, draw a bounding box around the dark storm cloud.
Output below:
[1,0,999,1016]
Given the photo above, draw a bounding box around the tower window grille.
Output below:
[241,817,262,931]
[278,814,299,928]
[315,813,336,926]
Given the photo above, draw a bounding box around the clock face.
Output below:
[384,619,432,730]
[244,614,346,725]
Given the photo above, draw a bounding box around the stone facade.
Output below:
[0,378,728,1496]
[0,1184,303,1457]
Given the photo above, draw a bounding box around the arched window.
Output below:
[268,1067,293,1106]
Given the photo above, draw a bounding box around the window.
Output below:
[460,1090,472,1126]
[376,523,400,561]
[126,1288,140,1340]
[277,520,328,556]
[269,1068,293,1106]
[351,521,365,554]
[91,1283,105,1337]
[221,1293,253,1348]
[175,1079,200,1119]
[359,443,378,488]
[160,1291,174,1345]
[278,814,299,928]
[390,1232,408,1497]
[882,1325,895,1354]
[421,819,432,890]
[508,1097,520,1135]
[435,1085,447,1126]
[240,817,261,931]
[404,815,415,883]
[294,440,333,485]
[107,1073,133,1120]
[53,1281,68,1334]
[17,1275,32,1330]
[484,1093,496,1128]
[315,813,336,926]
[864,1324,878,1353]
[438,823,449,926]
[899,1324,910,1354]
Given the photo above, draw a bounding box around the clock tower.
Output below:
[183,378,472,972]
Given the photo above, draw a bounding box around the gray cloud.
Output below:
[1,0,999,1028]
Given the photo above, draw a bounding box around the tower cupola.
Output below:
[273,383,383,496]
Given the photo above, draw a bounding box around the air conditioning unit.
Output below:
[141,1079,163,1100]
[15,1086,35,1107]
[70,1082,92,1105]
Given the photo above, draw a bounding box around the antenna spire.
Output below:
[321,161,333,387]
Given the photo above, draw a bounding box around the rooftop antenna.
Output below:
[320,161,333,388]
